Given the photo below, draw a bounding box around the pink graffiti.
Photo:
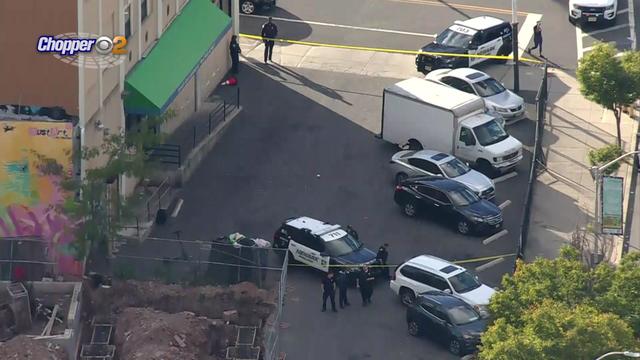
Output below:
[28,127,72,139]
[1,203,83,276]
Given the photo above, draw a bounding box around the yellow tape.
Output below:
[286,253,517,268]
[239,34,543,64]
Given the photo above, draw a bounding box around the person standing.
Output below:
[335,270,351,308]
[527,21,543,57]
[229,35,241,74]
[321,272,337,312]
[357,266,375,306]
[261,17,278,63]
[376,243,389,280]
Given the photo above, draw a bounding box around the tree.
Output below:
[481,246,640,359]
[577,44,640,147]
[35,113,171,260]
[479,300,636,360]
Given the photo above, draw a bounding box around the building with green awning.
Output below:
[124,0,231,115]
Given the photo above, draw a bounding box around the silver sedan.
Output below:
[390,150,496,200]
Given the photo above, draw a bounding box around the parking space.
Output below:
[138,59,539,358]
[576,0,635,59]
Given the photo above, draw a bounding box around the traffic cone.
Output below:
[220,76,237,86]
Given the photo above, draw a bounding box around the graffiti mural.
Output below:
[0,120,82,276]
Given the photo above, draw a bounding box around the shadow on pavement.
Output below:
[240,8,312,45]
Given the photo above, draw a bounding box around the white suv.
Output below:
[390,255,495,316]
[569,0,617,24]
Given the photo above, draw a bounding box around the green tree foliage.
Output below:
[480,246,640,360]
[588,144,624,175]
[35,112,171,259]
[480,300,636,360]
[577,44,640,147]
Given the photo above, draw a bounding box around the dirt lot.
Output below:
[84,280,276,360]
[0,335,68,360]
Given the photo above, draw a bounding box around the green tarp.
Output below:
[124,0,231,115]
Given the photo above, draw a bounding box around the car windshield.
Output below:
[447,305,480,325]
[449,271,482,293]
[324,234,363,257]
[472,78,506,97]
[440,158,471,178]
[472,120,509,146]
[447,187,480,206]
[435,29,473,49]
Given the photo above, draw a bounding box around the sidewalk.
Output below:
[239,37,418,78]
[526,68,639,263]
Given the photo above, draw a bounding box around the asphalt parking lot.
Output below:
[143,60,541,358]
[575,0,636,60]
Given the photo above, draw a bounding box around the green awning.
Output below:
[124,0,231,115]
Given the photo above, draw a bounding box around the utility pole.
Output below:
[232,0,240,36]
[512,0,520,93]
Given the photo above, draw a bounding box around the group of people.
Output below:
[228,17,279,74]
[321,244,389,313]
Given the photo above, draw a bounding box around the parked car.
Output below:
[415,16,512,73]
[390,254,496,316]
[240,0,275,15]
[390,150,495,200]
[394,176,503,235]
[273,216,381,279]
[569,0,617,24]
[407,291,488,356]
[426,68,526,125]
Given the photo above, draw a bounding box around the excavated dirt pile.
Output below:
[114,307,234,360]
[86,280,276,360]
[0,335,68,360]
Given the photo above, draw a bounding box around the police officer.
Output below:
[356,266,375,306]
[261,17,278,63]
[229,35,241,74]
[321,272,337,312]
[527,21,543,57]
[335,270,351,308]
[376,243,389,280]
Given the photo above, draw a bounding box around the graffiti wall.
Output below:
[0,120,82,276]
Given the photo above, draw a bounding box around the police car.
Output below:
[273,216,380,277]
[416,16,513,73]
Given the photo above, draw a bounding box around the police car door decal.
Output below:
[288,241,330,272]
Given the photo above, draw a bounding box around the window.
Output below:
[442,77,473,94]
[449,271,482,293]
[324,234,362,257]
[459,127,475,146]
[141,0,148,22]
[124,4,131,39]
[167,4,171,15]
[423,273,451,291]
[399,265,424,282]
[472,78,506,97]
[472,120,509,146]
[446,305,479,325]
[298,231,323,252]
[408,158,440,174]
[447,188,480,207]
[436,28,474,49]
[440,158,471,178]
[421,303,448,321]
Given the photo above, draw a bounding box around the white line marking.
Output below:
[498,200,512,210]
[617,8,629,15]
[171,198,184,218]
[518,13,543,60]
[482,229,509,245]
[241,14,436,38]
[576,22,585,59]
[476,257,505,272]
[582,23,630,37]
[493,172,518,184]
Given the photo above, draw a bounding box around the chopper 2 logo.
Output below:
[36,33,128,69]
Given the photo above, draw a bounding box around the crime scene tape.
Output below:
[239,33,543,64]
[286,253,517,268]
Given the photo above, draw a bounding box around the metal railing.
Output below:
[516,62,549,261]
[144,177,173,222]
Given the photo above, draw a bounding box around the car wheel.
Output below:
[476,159,495,177]
[408,320,421,336]
[400,288,416,306]
[240,0,255,14]
[457,219,471,235]
[449,338,463,356]
[403,202,418,217]
[407,139,423,150]
[395,172,408,185]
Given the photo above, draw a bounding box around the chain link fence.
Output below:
[262,253,288,360]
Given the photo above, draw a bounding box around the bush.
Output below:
[588,144,623,175]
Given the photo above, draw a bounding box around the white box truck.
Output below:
[381,77,523,174]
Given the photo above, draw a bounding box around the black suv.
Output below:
[407,291,487,356]
[416,17,513,73]
[394,176,503,235]
[240,0,276,15]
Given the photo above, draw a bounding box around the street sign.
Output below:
[601,176,624,235]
